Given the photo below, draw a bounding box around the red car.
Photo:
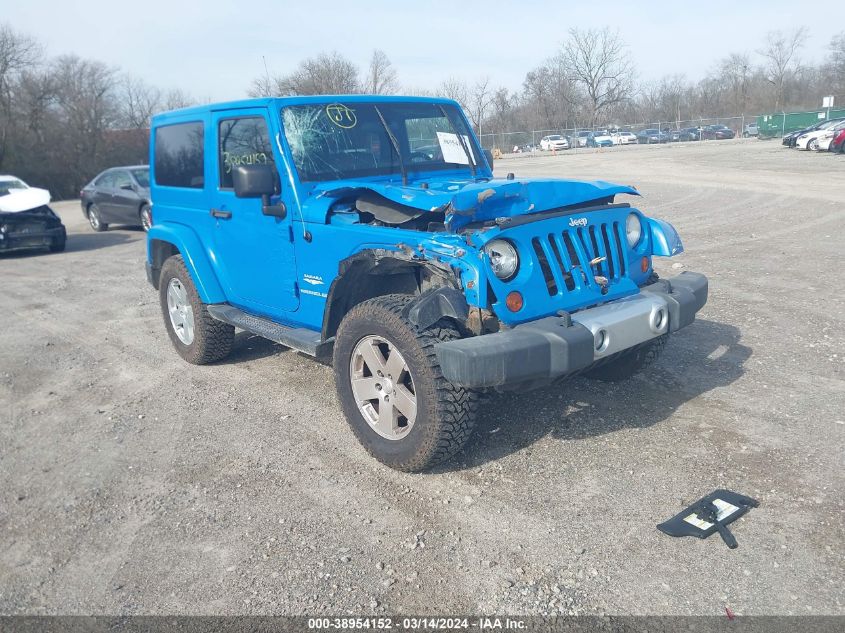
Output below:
[831,128,845,153]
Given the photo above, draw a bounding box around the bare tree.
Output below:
[830,32,845,90]
[0,23,42,167]
[366,49,398,95]
[467,77,494,135]
[522,56,577,130]
[561,28,634,127]
[51,55,120,185]
[758,27,807,110]
[120,75,161,128]
[719,53,752,114]
[437,77,469,109]
[161,88,193,111]
[252,51,360,96]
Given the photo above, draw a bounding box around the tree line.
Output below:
[0,24,192,199]
[1,23,843,199]
[252,28,844,138]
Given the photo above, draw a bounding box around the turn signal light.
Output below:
[641,256,650,273]
[506,291,523,312]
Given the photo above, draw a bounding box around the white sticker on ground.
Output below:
[682,498,741,530]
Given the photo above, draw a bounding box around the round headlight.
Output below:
[484,239,519,280]
[626,213,642,247]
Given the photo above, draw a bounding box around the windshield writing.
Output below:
[282,102,479,183]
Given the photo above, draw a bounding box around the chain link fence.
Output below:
[477,115,763,156]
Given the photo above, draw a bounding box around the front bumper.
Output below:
[0,226,65,252]
[436,271,708,389]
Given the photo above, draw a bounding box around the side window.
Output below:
[218,116,273,189]
[112,171,132,189]
[154,121,205,188]
[96,172,115,188]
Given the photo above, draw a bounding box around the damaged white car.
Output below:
[0,175,66,253]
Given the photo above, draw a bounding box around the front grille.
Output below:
[11,222,45,234]
[530,221,628,296]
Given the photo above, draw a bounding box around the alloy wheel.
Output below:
[349,335,417,440]
[166,278,195,345]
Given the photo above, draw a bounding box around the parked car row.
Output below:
[535,124,741,152]
[782,118,845,153]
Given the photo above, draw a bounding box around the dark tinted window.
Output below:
[218,117,273,189]
[154,121,204,188]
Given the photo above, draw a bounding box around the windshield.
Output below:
[131,169,150,187]
[0,178,28,196]
[548,135,562,140]
[282,102,481,183]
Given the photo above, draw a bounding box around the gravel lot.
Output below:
[1,139,843,616]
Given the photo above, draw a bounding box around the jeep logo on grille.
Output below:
[569,217,588,227]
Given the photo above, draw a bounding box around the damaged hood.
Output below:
[0,186,51,213]
[307,177,638,230]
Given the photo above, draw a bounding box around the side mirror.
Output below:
[233,164,278,198]
[120,184,134,191]
[483,148,494,170]
[233,164,286,219]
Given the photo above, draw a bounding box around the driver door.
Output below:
[209,108,299,317]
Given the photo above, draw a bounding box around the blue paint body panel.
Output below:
[147,96,685,336]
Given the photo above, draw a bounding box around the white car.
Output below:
[0,175,52,212]
[611,131,637,145]
[539,135,570,151]
[796,120,844,150]
[812,121,845,151]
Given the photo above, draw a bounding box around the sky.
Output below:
[8,0,843,102]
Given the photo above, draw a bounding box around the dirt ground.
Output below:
[1,139,843,616]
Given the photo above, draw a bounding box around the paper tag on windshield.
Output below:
[436,132,476,165]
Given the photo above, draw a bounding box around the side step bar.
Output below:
[207,304,331,358]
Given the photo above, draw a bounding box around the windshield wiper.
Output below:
[374,106,407,186]
[438,104,477,179]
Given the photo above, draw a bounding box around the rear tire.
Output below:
[159,255,234,365]
[333,294,478,472]
[585,335,668,382]
[140,204,152,232]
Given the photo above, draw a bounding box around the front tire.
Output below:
[333,294,478,472]
[158,255,234,365]
[87,204,108,232]
[585,335,668,382]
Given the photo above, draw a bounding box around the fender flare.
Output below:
[646,217,684,257]
[403,287,469,332]
[147,223,226,303]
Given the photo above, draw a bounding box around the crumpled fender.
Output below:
[647,217,684,256]
[147,223,227,303]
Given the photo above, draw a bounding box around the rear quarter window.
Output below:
[154,122,205,188]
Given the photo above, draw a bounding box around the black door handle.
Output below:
[210,208,232,219]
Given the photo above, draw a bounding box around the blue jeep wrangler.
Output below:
[146,96,707,472]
